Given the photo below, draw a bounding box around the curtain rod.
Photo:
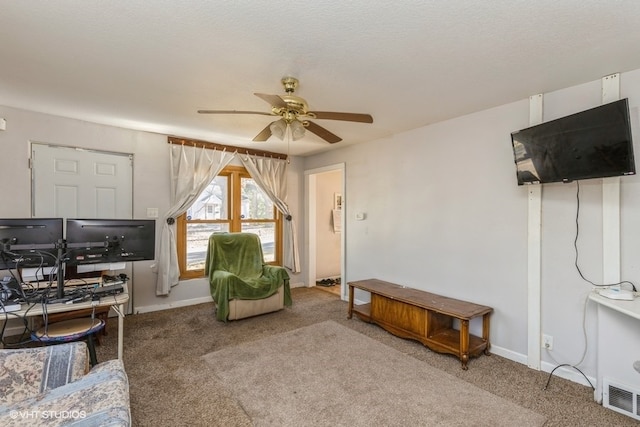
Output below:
[168,136,288,160]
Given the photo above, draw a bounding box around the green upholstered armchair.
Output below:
[204,232,291,321]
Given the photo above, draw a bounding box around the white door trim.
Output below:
[305,163,346,300]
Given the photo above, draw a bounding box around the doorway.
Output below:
[305,163,345,300]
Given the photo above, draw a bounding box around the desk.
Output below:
[6,284,129,360]
[588,289,640,412]
[588,290,640,319]
[348,279,493,369]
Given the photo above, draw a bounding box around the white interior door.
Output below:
[31,143,134,311]
[31,143,133,219]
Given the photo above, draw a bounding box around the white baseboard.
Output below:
[489,344,528,365]
[539,360,596,388]
[460,344,594,388]
[136,282,306,314]
[134,296,213,314]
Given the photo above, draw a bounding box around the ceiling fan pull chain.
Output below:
[286,123,291,164]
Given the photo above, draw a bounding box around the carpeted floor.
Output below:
[314,282,341,296]
[203,320,546,426]
[95,287,637,426]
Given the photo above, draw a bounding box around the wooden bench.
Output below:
[348,278,493,369]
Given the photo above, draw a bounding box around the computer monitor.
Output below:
[0,218,63,269]
[65,219,156,265]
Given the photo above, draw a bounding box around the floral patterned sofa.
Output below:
[0,342,130,426]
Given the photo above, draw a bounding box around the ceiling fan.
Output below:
[198,77,373,144]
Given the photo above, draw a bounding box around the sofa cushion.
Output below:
[0,343,88,408]
[0,359,130,426]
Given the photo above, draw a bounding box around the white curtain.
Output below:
[156,144,234,295]
[240,154,300,272]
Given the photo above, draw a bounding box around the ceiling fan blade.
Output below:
[308,111,373,123]
[197,109,273,116]
[252,122,275,141]
[304,120,342,144]
[254,93,288,109]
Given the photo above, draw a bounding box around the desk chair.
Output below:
[44,306,111,344]
[32,318,105,366]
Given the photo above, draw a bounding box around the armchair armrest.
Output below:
[262,264,288,277]
[262,265,292,307]
[0,342,89,407]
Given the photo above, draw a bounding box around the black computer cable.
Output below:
[543,363,595,391]
[573,181,637,291]
[545,181,635,391]
[0,310,33,348]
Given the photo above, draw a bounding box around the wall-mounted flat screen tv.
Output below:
[510,98,635,185]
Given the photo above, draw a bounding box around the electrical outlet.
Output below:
[146,207,159,218]
[542,334,553,350]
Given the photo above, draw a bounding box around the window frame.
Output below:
[176,165,283,280]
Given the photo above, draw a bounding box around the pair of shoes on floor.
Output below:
[316,278,336,287]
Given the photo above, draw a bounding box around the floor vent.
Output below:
[603,377,640,420]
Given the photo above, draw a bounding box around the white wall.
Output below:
[5,67,640,386]
[315,170,341,279]
[303,68,640,384]
[0,106,306,312]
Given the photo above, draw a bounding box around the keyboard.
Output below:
[92,283,124,297]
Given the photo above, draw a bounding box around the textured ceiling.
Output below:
[2,1,640,156]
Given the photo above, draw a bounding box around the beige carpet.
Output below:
[203,320,546,427]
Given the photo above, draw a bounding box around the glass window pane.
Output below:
[240,177,274,220]
[187,176,228,220]
[185,223,229,270]
[242,222,275,262]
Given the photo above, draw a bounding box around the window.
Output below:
[176,165,282,279]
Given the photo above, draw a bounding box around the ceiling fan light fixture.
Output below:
[269,118,306,141]
[198,77,373,144]
[269,119,287,140]
[290,120,305,140]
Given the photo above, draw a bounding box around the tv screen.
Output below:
[0,218,63,269]
[65,219,156,265]
[510,98,635,185]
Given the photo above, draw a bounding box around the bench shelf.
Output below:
[348,278,493,369]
